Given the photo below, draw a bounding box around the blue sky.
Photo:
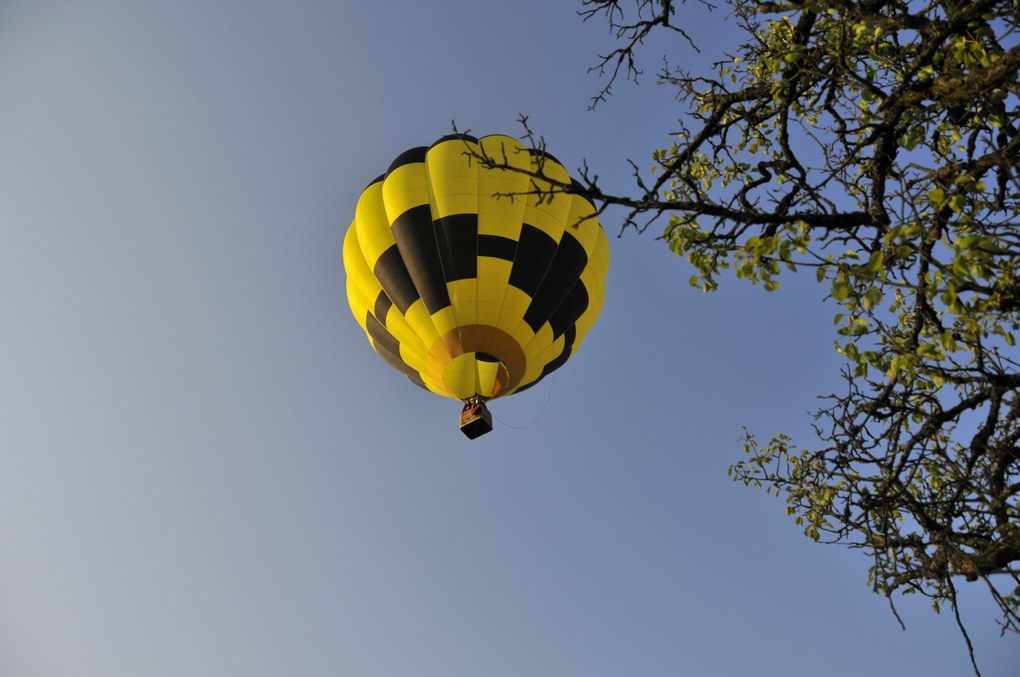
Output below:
[1,2,1017,676]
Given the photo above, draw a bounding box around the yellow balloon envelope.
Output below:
[343,133,609,436]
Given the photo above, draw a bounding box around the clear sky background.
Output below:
[2,2,1017,676]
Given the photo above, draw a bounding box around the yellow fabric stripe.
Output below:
[447,278,478,326]
[442,354,476,400]
[381,162,429,223]
[353,182,396,267]
[342,227,373,332]
[476,135,531,237]
[521,151,571,241]
[426,137,480,220]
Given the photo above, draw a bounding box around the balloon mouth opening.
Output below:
[441,352,511,400]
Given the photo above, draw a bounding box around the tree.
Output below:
[471,0,1020,672]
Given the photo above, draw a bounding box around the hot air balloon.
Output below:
[343,133,609,438]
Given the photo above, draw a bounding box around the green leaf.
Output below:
[862,287,883,311]
[832,281,851,302]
